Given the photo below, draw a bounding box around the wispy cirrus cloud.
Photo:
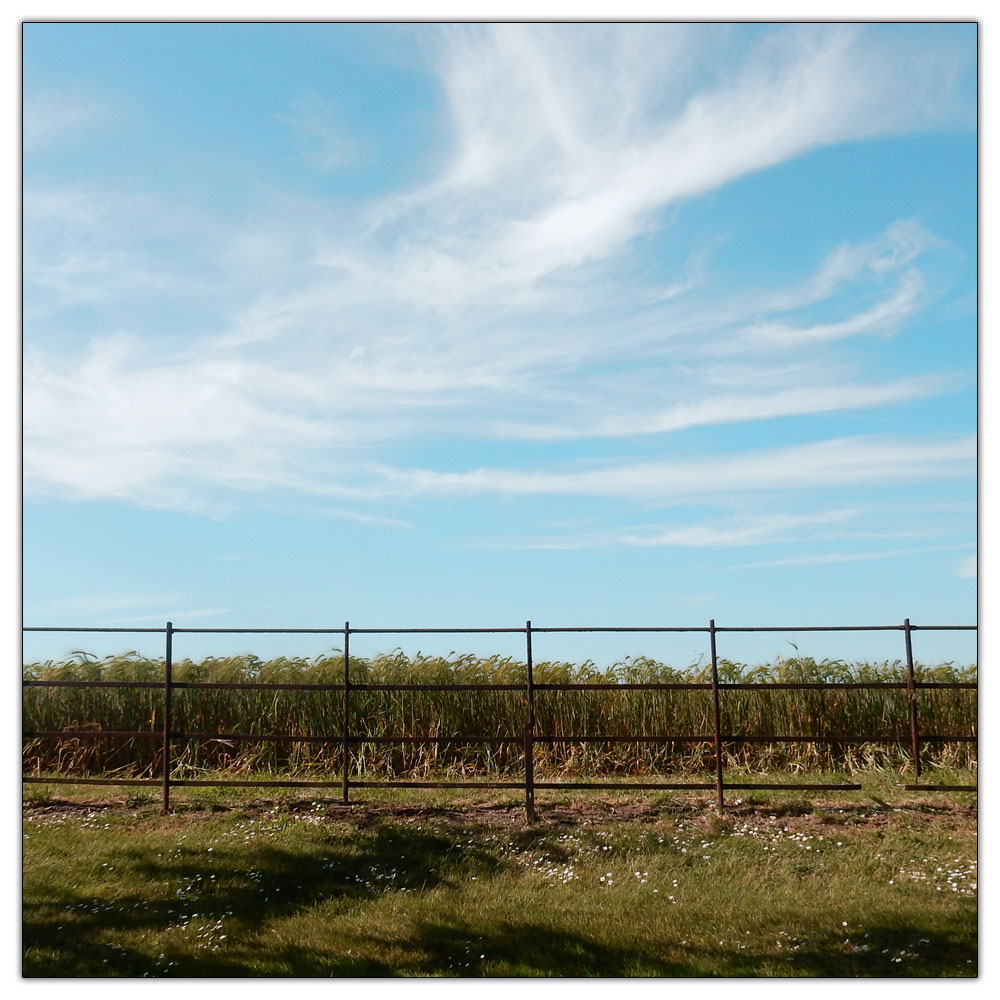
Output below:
[491,375,951,442]
[514,508,861,551]
[364,435,975,503]
[956,555,977,579]
[483,497,973,553]
[22,24,975,540]
[374,23,967,304]
[114,607,235,624]
[728,543,976,570]
[735,270,926,349]
[22,216,968,514]
[37,593,235,624]
[279,96,364,171]
[22,88,115,151]
[44,592,180,616]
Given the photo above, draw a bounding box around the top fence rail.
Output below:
[21,623,978,634]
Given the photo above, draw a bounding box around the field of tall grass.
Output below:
[22,651,977,780]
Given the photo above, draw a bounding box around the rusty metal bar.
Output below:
[722,783,863,791]
[719,681,976,690]
[23,681,164,689]
[342,621,350,806]
[172,733,521,744]
[23,678,974,691]
[24,623,977,633]
[350,780,524,789]
[24,730,975,744]
[904,784,977,792]
[711,625,971,632]
[531,681,948,691]
[534,624,967,633]
[24,626,167,632]
[709,620,725,811]
[20,679,976,693]
[903,618,923,780]
[323,627,528,634]
[173,779,346,788]
[162,622,173,813]
[711,625,903,632]
[534,781,715,790]
[170,733,349,744]
[517,734,717,743]
[172,682,345,691]
[717,734,974,743]
[347,735,518,744]
[172,628,348,634]
[903,625,977,630]
[23,776,160,786]
[520,734,952,744]
[531,626,710,633]
[534,682,713,691]
[24,731,161,740]
[524,620,535,822]
[350,683,525,691]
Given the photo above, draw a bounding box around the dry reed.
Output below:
[22,651,977,780]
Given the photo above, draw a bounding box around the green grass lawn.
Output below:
[22,778,977,977]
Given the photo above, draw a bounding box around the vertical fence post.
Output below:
[709,619,725,812]
[903,618,922,780]
[342,621,351,804]
[162,621,173,813]
[524,620,536,823]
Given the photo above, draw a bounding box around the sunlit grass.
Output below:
[22,784,977,977]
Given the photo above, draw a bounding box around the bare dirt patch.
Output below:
[22,791,976,839]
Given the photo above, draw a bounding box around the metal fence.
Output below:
[22,619,977,820]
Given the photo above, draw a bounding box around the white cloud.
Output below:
[367,435,975,502]
[21,24,975,527]
[23,89,114,151]
[516,508,861,551]
[318,507,414,529]
[493,375,950,442]
[738,270,926,349]
[730,543,976,570]
[115,608,234,624]
[29,594,233,626]
[44,592,180,615]
[279,97,362,171]
[22,186,225,318]
[21,209,966,512]
[957,555,977,579]
[348,25,970,312]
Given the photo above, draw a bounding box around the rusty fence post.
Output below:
[709,619,725,812]
[524,620,536,822]
[342,621,351,804]
[903,618,922,780]
[162,621,173,813]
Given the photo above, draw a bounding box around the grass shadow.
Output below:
[23,822,503,977]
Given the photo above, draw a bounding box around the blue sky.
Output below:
[21,21,978,668]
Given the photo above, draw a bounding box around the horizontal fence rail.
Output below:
[23,619,978,819]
